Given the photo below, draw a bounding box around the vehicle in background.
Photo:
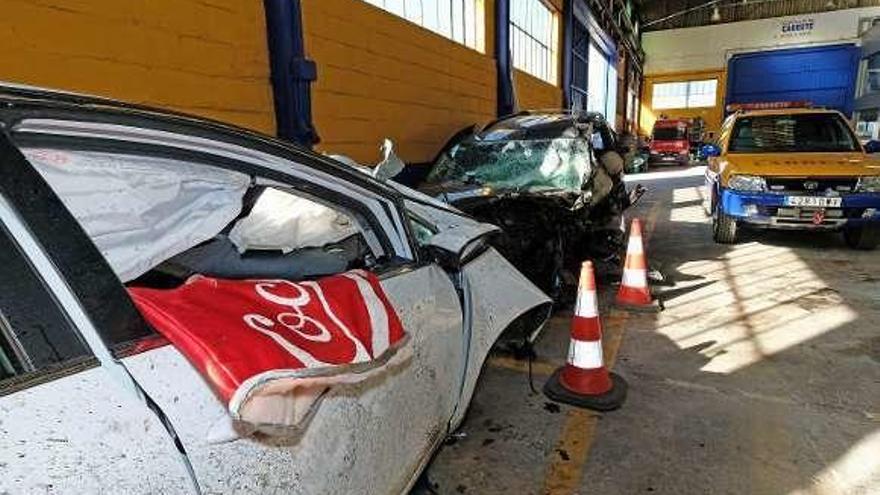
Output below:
[0,85,551,494]
[619,132,648,173]
[421,111,644,302]
[704,104,880,249]
[649,118,691,166]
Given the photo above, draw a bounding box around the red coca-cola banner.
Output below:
[128,270,406,427]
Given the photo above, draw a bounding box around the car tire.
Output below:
[712,202,738,244]
[843,224,880,250]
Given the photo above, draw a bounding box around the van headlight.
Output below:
[727,175,766,192]
[856,176,880,192]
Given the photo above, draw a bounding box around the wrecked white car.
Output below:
[0,86,550,494]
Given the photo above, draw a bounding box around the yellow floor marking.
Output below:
[494,197,655,494]
[486,354,558,376]
[542,409,598,494]
[541,309,630,495]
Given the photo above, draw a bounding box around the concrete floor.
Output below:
[420,165,880,495]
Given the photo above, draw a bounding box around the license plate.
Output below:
[784,196,842,207]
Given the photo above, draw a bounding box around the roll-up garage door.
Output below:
[726,44,860,114]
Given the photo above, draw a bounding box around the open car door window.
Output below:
[10,117,415,262]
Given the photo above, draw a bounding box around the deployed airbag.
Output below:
[228,188,359,254]
[23,148,250,282]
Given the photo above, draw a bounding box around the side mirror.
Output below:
[701,144,722,158]
[423,244,462,271]
[865,140,880,154]
[424,223,501,271]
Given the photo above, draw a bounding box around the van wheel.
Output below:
[843,224,880,250]
[712,203,738,244]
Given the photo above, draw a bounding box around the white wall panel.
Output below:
[644,7,880,74]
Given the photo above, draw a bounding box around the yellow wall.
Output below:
[639,69,727,137]
[514,69,562,111]
[0,0,275,134]
[2,0,566,164]
[304,0,563,164]
[304,0,497,163]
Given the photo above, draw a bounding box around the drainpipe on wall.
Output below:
[561,0,574,110]
[495,0,516,117]
[263,0,320,147]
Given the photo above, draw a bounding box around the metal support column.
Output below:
[495,0,516,117]
[263,0,319,146]
[561,0,574,110]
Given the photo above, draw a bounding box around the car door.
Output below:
[0,137,195,494]
[1,110,467,494]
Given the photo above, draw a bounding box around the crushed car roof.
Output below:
[478,111,608,142]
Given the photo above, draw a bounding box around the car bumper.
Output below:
[719,188,880,230]
[649,153,688,165]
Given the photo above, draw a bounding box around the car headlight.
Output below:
[856,176,880,192]
[727,174,766,192]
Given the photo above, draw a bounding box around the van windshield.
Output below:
[728,113,859,153]
[653,127,686,141]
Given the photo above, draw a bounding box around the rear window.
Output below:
[653,127,686,141]
[728,113,859,153]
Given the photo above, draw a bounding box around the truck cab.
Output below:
[704,105,880,249]
[649,119,691,166]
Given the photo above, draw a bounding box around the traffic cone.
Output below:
[615,218,660,312]
[544,261,627,411]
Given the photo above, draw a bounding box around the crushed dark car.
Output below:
[420,111,644,301]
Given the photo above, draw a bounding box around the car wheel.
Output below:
[843,224,880,250]
[712,201,738,244]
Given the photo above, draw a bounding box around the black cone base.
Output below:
[543,368,628,412]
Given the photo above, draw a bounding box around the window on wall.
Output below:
[652,79,718,110]
[586,43,617,129]
[586,43,607,114]
[569,19,589,111]
[510,0,557,84]
[363,0,484,52]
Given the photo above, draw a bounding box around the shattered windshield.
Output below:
[427,137,592,192]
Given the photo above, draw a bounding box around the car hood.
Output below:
[723,152,880,177]
[419,180,580,205]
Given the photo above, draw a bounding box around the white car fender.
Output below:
[452,247,552,428]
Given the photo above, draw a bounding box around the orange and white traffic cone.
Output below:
[544,261,627,411]
[615,218,660,312]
